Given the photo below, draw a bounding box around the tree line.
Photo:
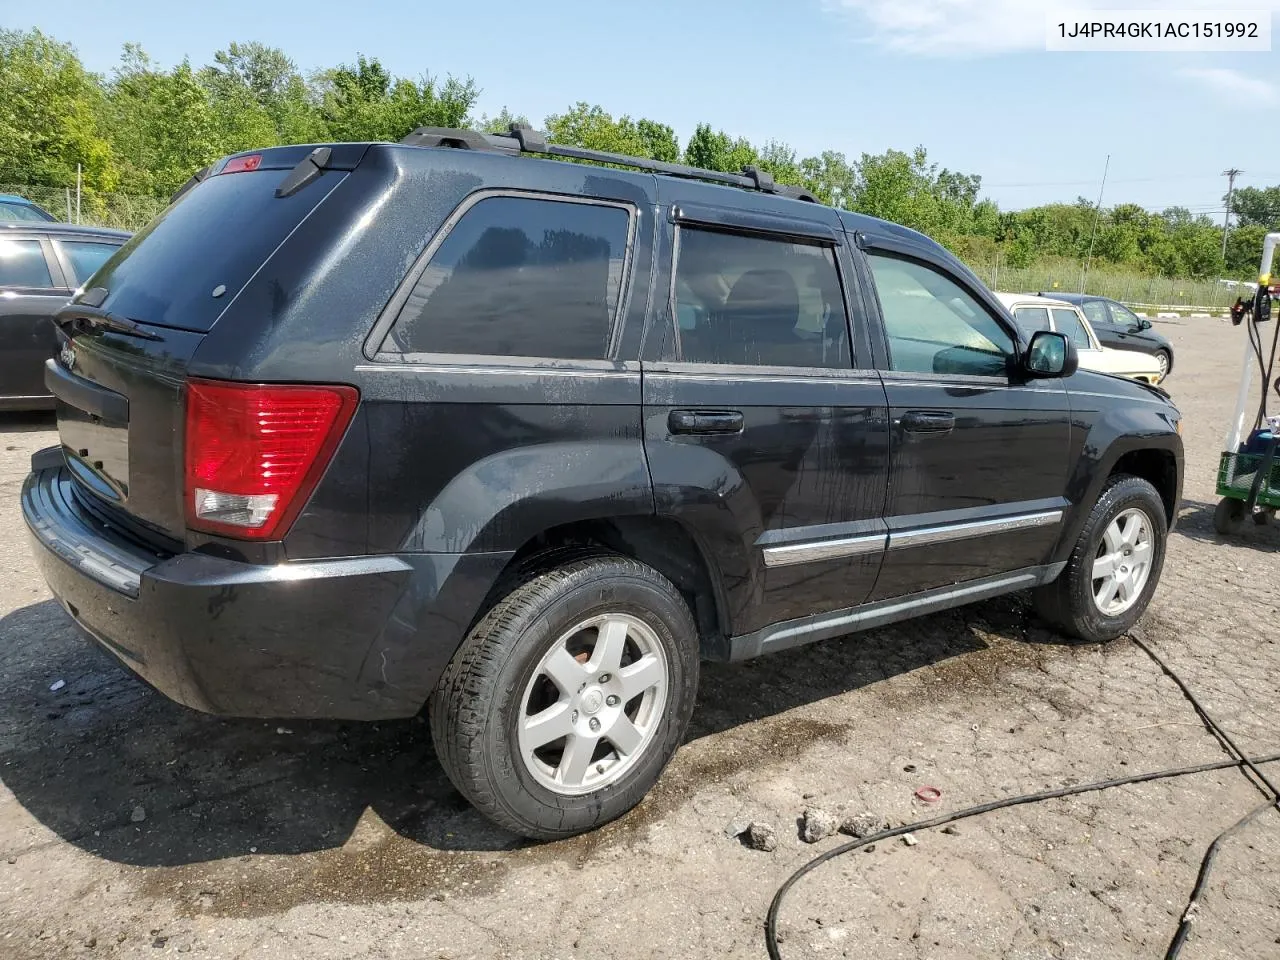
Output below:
[2,27,1272,280]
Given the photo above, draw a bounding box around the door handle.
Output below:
[900,410,955,435]
[668,409,745,435]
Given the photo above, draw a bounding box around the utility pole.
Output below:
[1081,154,1110,294]
[1222,168,1242,261]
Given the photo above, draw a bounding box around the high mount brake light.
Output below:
[221,154,263,174]
[184,379,358,540]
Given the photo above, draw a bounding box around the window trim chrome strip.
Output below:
[762,533,887,568]
[889,510,1063,550]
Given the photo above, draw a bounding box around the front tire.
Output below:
[1034,475,1167,642]
[429,553,699,840]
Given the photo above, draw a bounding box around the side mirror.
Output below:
[1138,317,1152,331]
[1024,330,1078,378]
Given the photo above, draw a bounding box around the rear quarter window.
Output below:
[381,194,633,361]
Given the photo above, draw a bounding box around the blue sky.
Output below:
[15,0,1280,213]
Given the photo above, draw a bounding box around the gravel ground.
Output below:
[1,317,1278,960]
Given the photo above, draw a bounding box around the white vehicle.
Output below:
[994,292,1163,385]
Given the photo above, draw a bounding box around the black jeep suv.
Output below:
[22,126,1183,840]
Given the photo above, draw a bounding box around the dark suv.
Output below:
[22,127,1183,840]
[0,223,130,410]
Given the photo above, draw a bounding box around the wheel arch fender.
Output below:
[1056,407,1182,562]
[399,440,656,554]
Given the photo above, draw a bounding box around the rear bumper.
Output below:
[22,452,511,719]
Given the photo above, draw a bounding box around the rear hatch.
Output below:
[49,145,367,543]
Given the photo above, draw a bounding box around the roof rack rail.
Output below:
[400,123,819,203]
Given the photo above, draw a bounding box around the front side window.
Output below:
[1012,306,1051,337]
[0,238,53,288]
[1052,308,1093,349]
[866,253,1014,377]
[671,228,851,369]
[384,195,632,360]
[1108,301,1143,330]
[57,240,122,285]
[1081,300,1109,328]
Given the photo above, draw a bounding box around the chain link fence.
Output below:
[1,184,168,232]
[969,259,1237,314]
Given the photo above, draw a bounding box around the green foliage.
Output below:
[106,46,221,197]
[5,26,1275,290]
[683,123,757,173]
[545,103,678,161]
[0,29,116,192]
[200,42,327,149]
[476,107,530,135]
[1230,185,1280,229]
[318,55,477,143]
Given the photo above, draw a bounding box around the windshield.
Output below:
[0,201,55,223]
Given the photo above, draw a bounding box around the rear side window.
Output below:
[57,240,122,285]
[384,195,632,360]
[0,238,53,288]
[1052,307,1092,349]
[670,228,851,369]
[1013,307,1050,336]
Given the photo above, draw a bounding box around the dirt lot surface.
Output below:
[2,318,1278,960]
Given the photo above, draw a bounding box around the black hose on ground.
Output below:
[764,638,1279,960]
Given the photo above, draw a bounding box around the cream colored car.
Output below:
[994,292,1163,384]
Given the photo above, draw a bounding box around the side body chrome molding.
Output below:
[889,510,1063,549]
[728,563,1067,661]
[760,509,1064,568]
[762,532,885,568]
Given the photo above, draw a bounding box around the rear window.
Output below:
[382,195,632,360]
[87,169,345,331]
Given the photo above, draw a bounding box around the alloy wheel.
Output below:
[516,613,669,796]
[1091,507,1154,616]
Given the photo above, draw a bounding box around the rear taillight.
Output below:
[184,379,358,540]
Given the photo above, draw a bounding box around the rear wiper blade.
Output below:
[54,301,163,342]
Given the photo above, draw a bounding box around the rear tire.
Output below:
[429,553,699,840]
[1034,475,1167,643]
